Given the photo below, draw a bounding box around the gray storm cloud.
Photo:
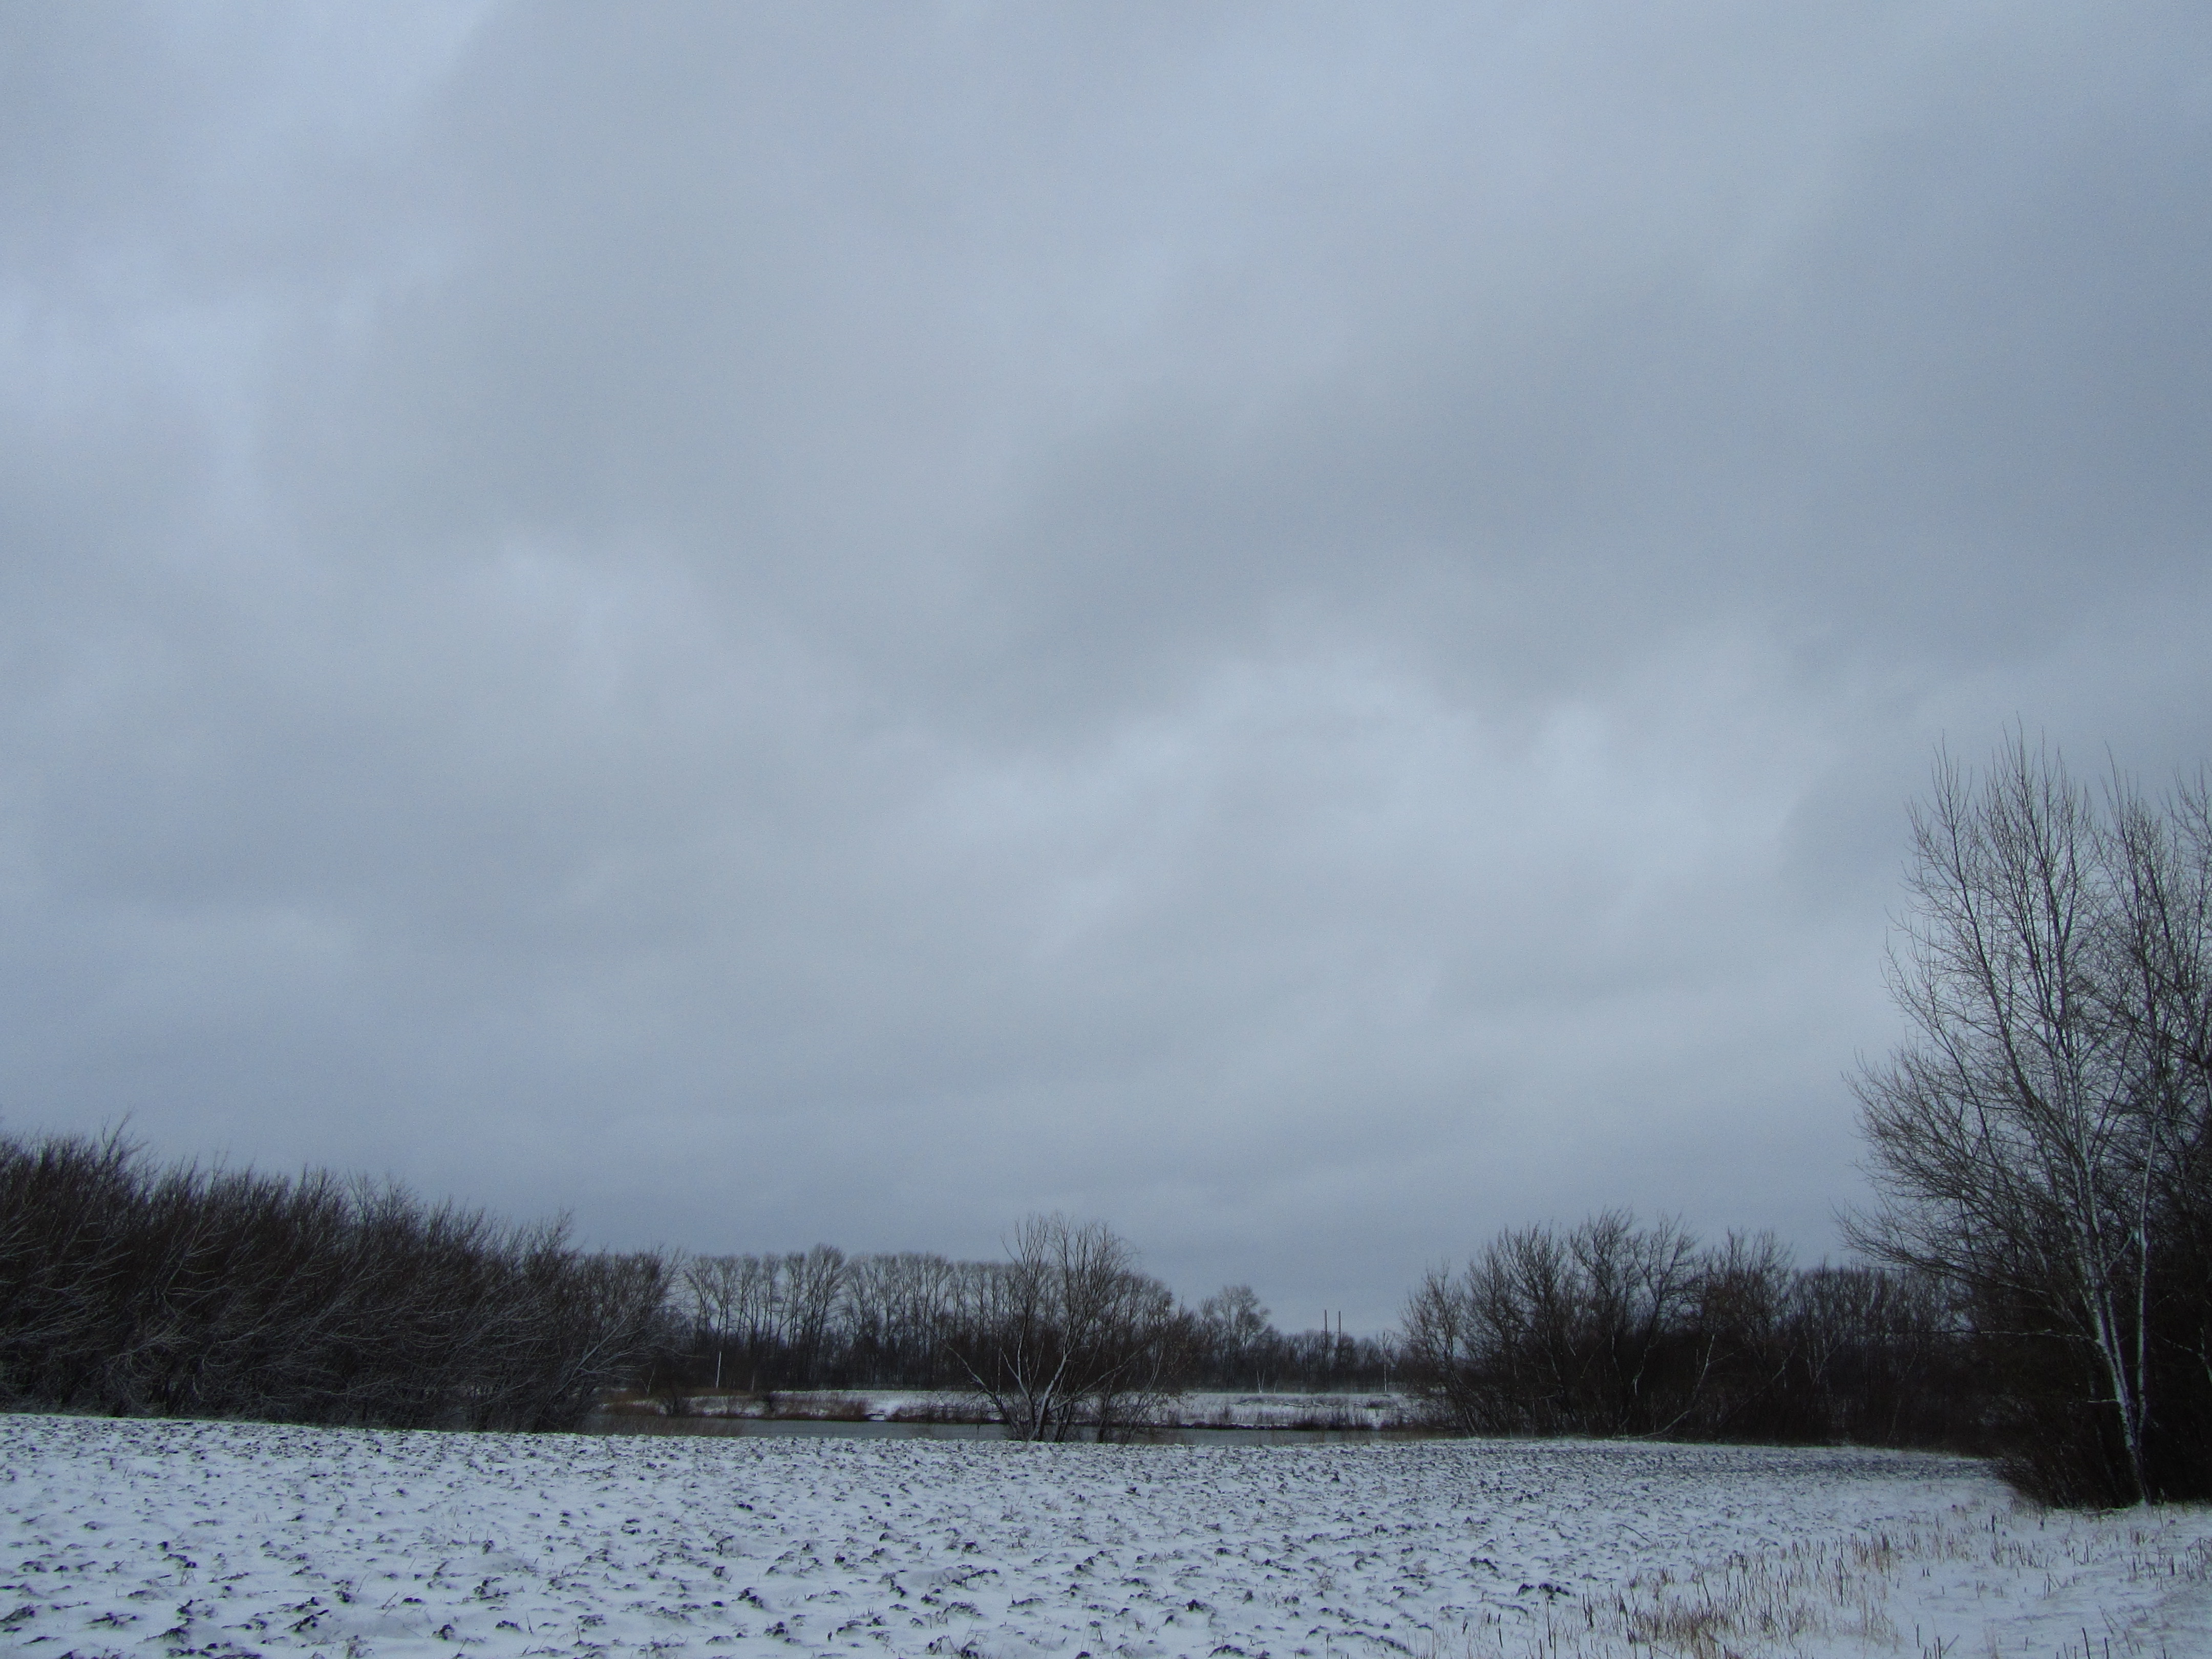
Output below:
[2,2,2207,1326]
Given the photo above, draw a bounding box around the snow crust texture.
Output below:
[4,1414,2208,1658]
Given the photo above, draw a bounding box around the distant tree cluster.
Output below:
[1853,738,2212,1505]
[667,1229,1388,1414]
[0,1129,667,1431]
[1193,1284,1394,1394]
[1400,1211,1971,1446]
[668,1227,1370,1448]
[671,1217,1192,1439]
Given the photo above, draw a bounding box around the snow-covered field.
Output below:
[5,1413,2210,1658]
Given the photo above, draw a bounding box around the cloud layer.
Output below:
[4,3,2208,1325]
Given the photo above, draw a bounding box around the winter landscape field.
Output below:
[6,1414,2209,1659]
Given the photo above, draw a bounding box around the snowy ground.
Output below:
[5,1413,2210,1659]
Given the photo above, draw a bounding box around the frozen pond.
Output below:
[597,1389,1421,1435]
[585,1412,1403,1445]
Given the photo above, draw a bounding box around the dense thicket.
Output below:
[0,1129,667,1430]
[1853,740,2212,1505]
[1400,1212,1976,1447]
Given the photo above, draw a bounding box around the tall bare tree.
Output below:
[1852,736,2212,1502]
[1199,1285,1272,1390]
[682,1254,749,1389]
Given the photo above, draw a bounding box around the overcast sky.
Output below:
[3,3,2208,1329]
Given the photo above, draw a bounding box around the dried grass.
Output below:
[1415,1507,2212,1659]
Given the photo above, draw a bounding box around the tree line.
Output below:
[663,1215,1959,1450]
[0,1132,1377,1440]
[664,1231,1390,1401]
[0,1122,1977,1450]
[1400,1212,1970,1447]
[0,1128,666,1430]
[0,1116,2155,1490]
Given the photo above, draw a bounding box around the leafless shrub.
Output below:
[944,1214,1190,1441]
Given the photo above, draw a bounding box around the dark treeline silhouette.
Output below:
[667,1232,1388,1403]
[0,1126,2053,1471]
[0,1128,667,1430]
[1401,1211,1976,1448]
[675,1218,1971,1453]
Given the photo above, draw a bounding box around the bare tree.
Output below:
[779,1245,848,1385]
[1851,736,2212,1502]
[682,1255,748,1389]
[1199,1285,1272,1390]
[947,1215,1185,1440]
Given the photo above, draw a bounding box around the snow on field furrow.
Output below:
[1,1414,2203,1659]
